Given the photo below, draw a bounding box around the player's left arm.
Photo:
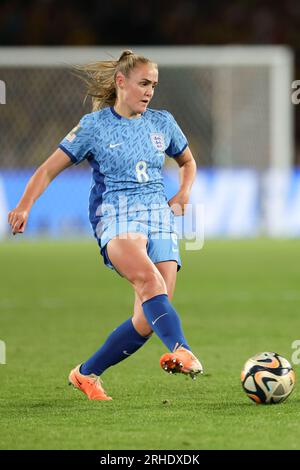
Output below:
[168,146,197,215]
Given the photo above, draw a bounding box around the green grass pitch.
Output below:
[0,238,300,450]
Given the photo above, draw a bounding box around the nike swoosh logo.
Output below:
[152,312,168,325]
[123,350,131,356]
[109,143,123,148]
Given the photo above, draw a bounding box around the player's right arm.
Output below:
[8,148,72,235]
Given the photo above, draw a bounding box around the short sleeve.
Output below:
[164,112,188,158]
[58,113,94,165]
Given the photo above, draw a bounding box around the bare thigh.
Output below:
[107,233,167,302]
[132,261,178,336]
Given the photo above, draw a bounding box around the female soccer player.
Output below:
[8,50,203,401]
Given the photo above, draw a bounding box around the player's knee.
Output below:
[133,269,166,301]
[143,269,165,293]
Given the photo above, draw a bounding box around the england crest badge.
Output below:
[150,133,165,151]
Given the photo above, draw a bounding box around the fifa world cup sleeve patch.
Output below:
[65,124,81,142]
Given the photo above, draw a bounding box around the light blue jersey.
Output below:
[59,106,187,263]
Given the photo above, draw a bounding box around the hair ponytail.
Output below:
[74,50,156,111]
[118,49,134,61]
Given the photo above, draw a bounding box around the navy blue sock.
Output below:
[142,294,190,352]
[80,318,150,376]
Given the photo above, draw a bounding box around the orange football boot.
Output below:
[68,365,112,400]
[160,347,203,379]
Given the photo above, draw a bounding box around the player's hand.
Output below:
[7,207,29,235]
[168,189,190,216]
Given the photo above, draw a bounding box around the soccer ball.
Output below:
[241,352,296,404]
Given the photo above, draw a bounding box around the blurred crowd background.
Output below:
[1,0,299,48]
[1,0,300,165]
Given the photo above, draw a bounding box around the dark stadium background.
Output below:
[1,0,300,165]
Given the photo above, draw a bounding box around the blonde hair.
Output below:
[75,50,157,112]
